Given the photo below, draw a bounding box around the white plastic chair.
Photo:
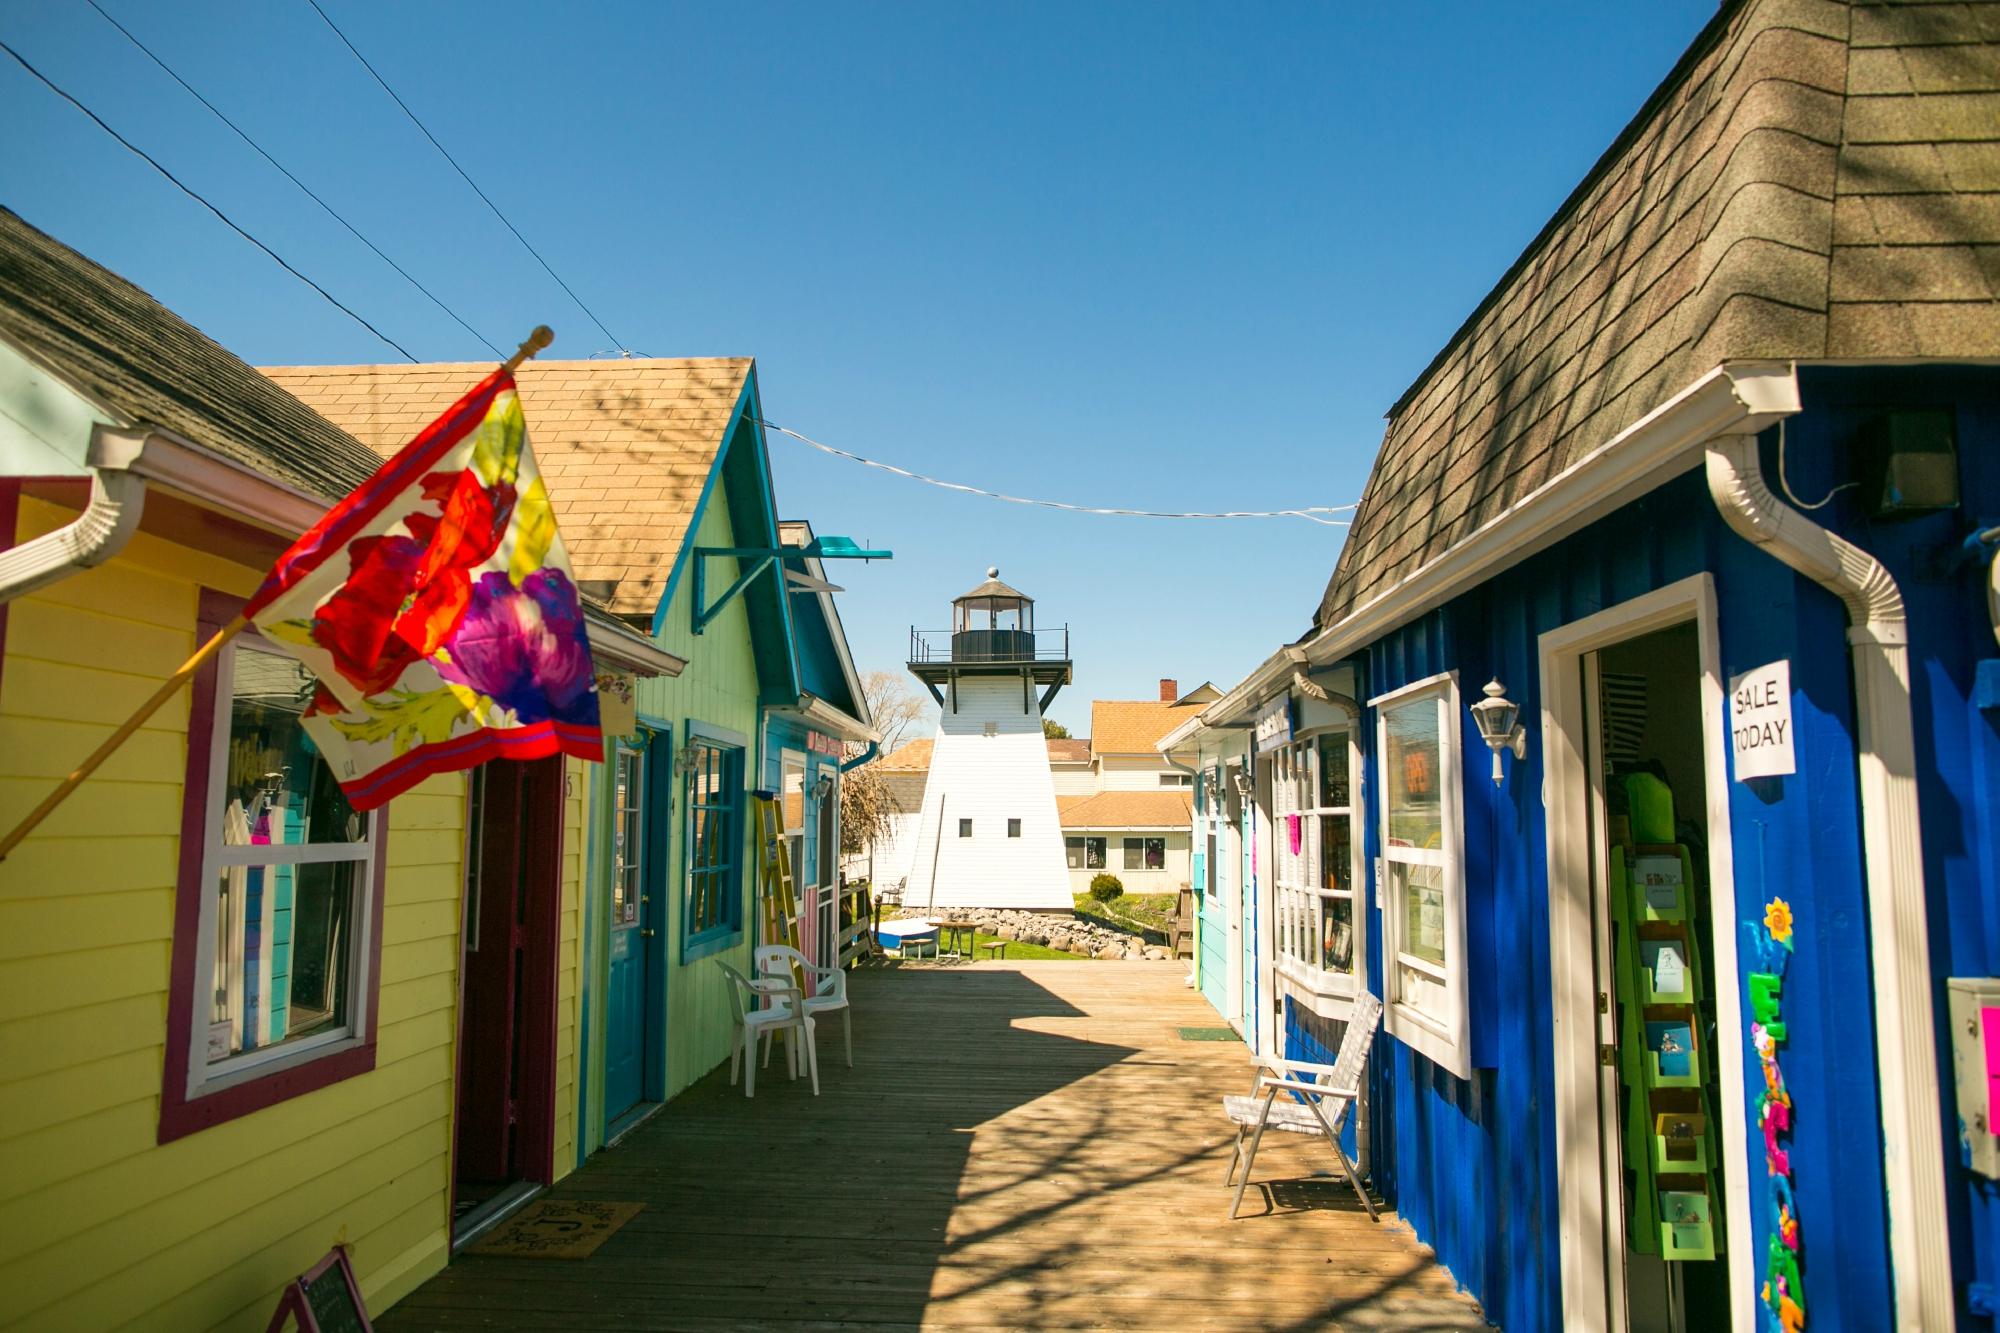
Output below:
[716,960,818,1097]
[757,944,853,1070]
[1221,989,1382,1220]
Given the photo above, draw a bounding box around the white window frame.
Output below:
[1065,834,1107,870]
[1269,726,1363,1000]
[1370,670,1469,1079]
[612,744,645,926]
[782,750,809,889]
[1121,835,1165,871]
[187,636,378,1098]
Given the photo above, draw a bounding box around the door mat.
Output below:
[467,1200,645,1259]
[1178,1026,1240,1042]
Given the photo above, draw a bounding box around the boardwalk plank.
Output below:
[380,961,1486,1331]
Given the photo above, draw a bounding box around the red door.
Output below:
[454,758,563,1209]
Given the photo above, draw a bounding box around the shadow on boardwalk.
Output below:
[383,962,1487,1331]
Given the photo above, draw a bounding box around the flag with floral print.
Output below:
[244,368,599,809]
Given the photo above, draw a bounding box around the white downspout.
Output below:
[1705,431,1953,1333]
[0,425,149,605]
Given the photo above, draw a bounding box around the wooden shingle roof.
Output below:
[0,207,387,499]
[1090,700,1204,754]
[1058,791,1192,831]
[263,358,752,617]
[1319,0,2000,628]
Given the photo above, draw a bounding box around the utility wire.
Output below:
[0,36,417,360]
[82,0,503,358]
[756,418,1357,525]
[303,0,627,354]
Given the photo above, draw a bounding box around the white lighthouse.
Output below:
[902,569,1074,913]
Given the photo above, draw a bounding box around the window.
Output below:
[1372,672,1468,1078]
[1159,773,1192,787]
[613,745,644,925]
[782,754,807,886]
[1007,818,1022,838]
[1270,729,1361,994]
[959,818,973,838]
[815,773,837,890]
[162,596,386,1143]
[1065,835,1106,870]
[1122,836,1166,871]
[683,729,745,959]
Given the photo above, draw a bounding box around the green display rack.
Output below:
[1608,773,1723,1263]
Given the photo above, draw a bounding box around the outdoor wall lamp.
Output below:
[1232,770,1254,799]
[1471,678,1529,786]
[814,772,836,800]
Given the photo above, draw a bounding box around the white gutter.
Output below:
[585,619,687,678]
[0,424,149,605]
[1705,432,1952,1333]
[1293,362,1801,671]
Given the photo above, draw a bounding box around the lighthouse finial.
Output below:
[987,565,999,579]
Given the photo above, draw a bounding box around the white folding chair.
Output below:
[756,944,853,1070]
[1221,990,1382,1220]
[716,960,818,1097]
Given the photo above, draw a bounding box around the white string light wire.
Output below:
[756,418,1356,525]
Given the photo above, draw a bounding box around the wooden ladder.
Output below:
[752,796,804,985]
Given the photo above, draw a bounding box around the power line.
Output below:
[0,36,416,361]
[756,418,1357,525]
[81,0,503,358]
[303,0,628,354]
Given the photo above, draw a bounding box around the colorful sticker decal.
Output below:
[1747,897,1802,1333]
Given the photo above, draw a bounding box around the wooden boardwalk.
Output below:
[384,961,1487,1331]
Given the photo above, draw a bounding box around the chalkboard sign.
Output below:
[263,1247,372,1333]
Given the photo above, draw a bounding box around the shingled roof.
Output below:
[1090,699,1205,754]
[0,207,386,499]
[263,359,753,617]
[1318,0,2000,628]
[1058,791,1192,831]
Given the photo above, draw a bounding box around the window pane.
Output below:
[1384,697,1444,850]
[1123,839,1142,870]
[226,643,364,846]
[1144,837,1165,870]
[1320,896,1354,974]
[1319,815,1350,892]
[958,819,973,838]
[209,858,355,1065]
[1087,838,1105,869]
[1397,862,1447,966]
[1007,819,1021,838]
[1316,733,1350,808]
[1065,837,1084,870]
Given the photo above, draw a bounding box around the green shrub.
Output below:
[1088,874,1124,902]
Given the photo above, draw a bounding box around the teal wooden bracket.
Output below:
[690,536,892,635]
[691,547,776,635]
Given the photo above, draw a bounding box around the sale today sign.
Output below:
[1730,659,1796,780]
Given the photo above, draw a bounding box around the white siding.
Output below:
[1065,831,1190,896]
[1096,753,1183,791]
[1050,763,1096,796]
[903,678,1071,912]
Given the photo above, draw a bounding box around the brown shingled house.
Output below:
[1169,5,1998,1330]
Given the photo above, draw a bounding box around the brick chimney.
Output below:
[1159,678,1178,702]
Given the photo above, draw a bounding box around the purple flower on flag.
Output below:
[437,568,598,726]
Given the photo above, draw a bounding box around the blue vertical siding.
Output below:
[1286,368,2000,1330]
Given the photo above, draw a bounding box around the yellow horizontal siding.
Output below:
[0,498,477,1330]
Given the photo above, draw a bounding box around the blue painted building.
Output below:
[1168,4,2000,1329]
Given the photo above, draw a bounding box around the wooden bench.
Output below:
[979,940,1008,961]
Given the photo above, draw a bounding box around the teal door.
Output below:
[604,737,662,1124]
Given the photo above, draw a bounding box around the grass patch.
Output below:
[1073,892,1175,936]
[874,920,1088,962]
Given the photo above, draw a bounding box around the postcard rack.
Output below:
[1608,772,1723,1262]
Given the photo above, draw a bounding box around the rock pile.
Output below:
[885,907,1173,961]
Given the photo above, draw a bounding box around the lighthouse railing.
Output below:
[908,624,1069,665]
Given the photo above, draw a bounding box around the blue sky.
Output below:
[2,1,1716,733]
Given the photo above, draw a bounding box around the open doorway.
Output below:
[453,757,564,1245]
[1542,575,1750,1333]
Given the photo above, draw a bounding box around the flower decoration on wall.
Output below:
[1747,899,1803,1332]
[1764,897,1794,945]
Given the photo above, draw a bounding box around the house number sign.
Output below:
[1729,659,1796,780]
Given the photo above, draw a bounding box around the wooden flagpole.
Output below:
[0,327,556,863]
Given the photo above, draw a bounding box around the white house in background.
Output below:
[1057,681,1216,894]
[896,569,1075,913]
